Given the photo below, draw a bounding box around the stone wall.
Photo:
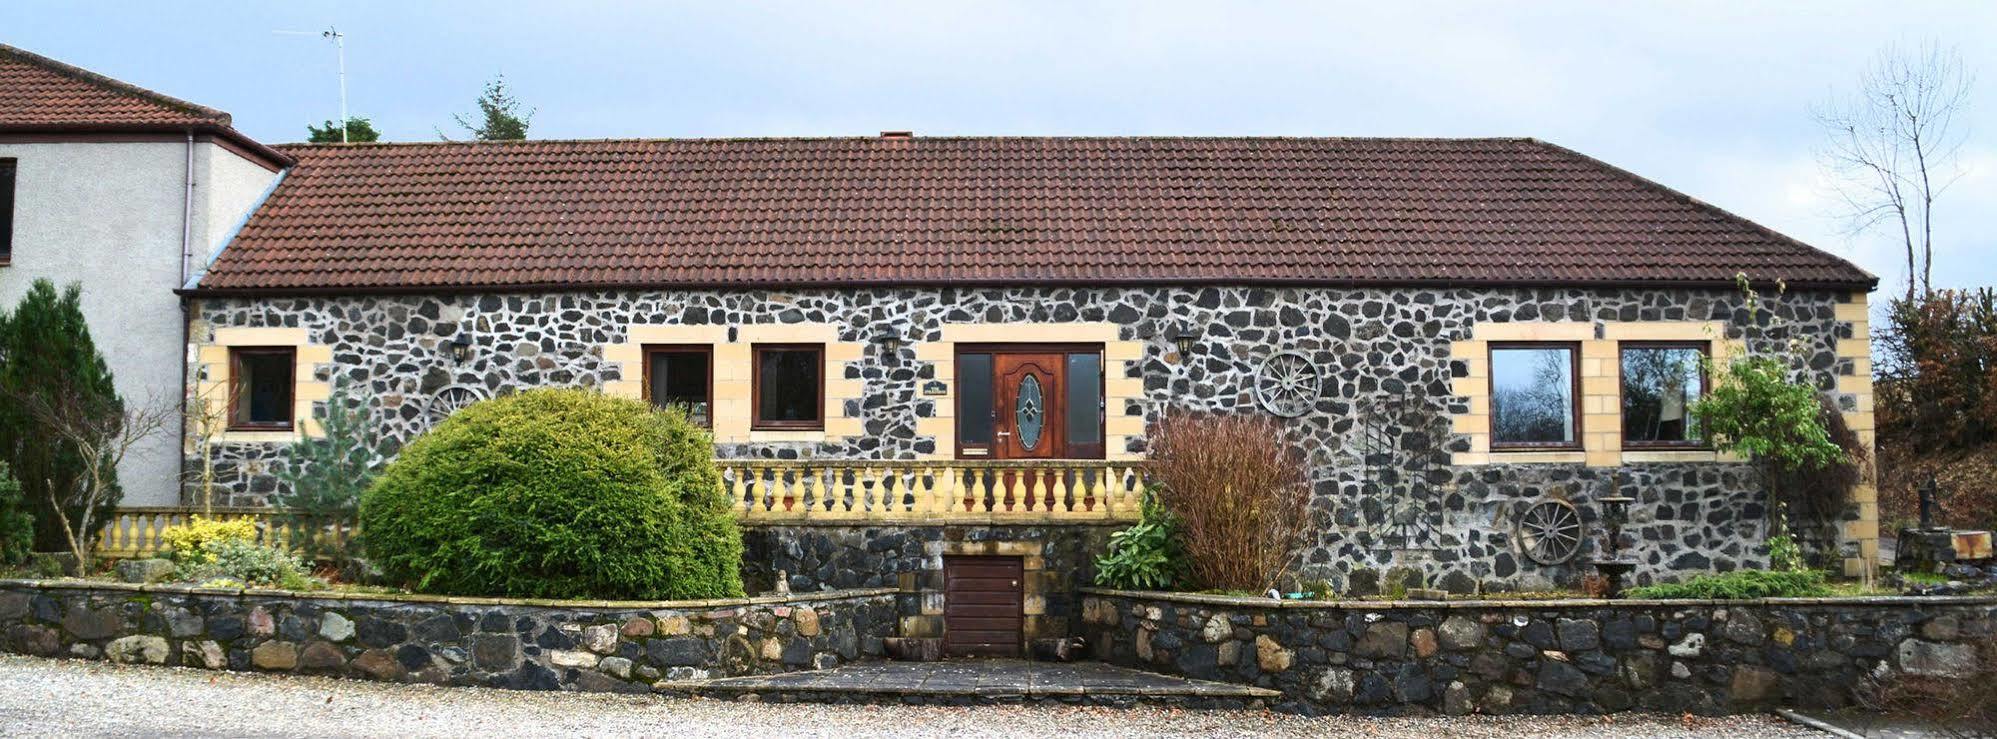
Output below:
[743,523,1117,642]
[1079,589,1996,716]
[186,284,1869,587]
[0,580,896,692]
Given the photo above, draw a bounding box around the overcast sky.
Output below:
[6,1,1992,296]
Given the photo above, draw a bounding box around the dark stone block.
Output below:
[649,637,711,666]
[357,618,407,648]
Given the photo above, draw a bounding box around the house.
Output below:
[180,136,1879,653]
[0,44,289,507]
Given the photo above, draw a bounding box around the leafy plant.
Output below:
[1093,494,1183,590]
[0,464,32,566]
[186,538,316,590]
[360,388,743,600]
[1691,275,1854,563]
[272,383,381,564]
[1626,569,1831,600]
[160,516,257,565]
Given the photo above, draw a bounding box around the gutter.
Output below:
[175,274,1880,299]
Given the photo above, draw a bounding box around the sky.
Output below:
[4,1,1993,297]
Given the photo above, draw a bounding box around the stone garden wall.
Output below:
[189,284,1863,587]
[743,523,1116,642]
[1079,589,1996,716]
[0,580,896,692]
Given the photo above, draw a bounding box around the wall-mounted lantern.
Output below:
[1168,324,1201,356]
[874,326,903,363]
[450,331,475,363]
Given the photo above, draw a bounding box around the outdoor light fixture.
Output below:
[450,331,474,363]
[874,326,903,362]
[1169,324,1200,356]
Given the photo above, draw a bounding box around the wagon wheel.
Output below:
[1517,499,1585,565]
[424,384,487,428]
[1254,351,1320,418]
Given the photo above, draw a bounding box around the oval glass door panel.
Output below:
[1016,374,1044,451]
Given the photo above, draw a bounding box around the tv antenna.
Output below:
[275,26,348,142]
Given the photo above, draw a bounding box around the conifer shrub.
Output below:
[359,388,743,600]
[0,464,32,566]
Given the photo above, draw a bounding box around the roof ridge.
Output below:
[0,42,231,125]
[274,134,1541,149]
[1520,138,1877,288]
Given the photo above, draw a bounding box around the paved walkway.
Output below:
[0,655,1822,738]
[668,659,1280,702]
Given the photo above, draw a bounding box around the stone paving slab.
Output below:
[663,659,1281,704]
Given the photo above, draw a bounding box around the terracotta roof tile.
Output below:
[0,43,231,128]
[194,137,1876,293]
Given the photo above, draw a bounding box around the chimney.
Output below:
[879,130,914,139]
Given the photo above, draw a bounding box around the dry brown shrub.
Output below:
[1146,411,1310,592]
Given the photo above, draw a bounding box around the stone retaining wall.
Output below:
[743,523,1115,641]
[0,580,896,692]
[1079,588,1996,716]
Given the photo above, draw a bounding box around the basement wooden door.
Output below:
[942,555,1023,657]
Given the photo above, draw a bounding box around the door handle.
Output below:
[996,431,1011,438]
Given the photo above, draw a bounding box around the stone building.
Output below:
[179,136,1878,655]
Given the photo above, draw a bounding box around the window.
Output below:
[752,344,822,429]
[229,347,295,430]
[956,353,994,449]
[1621,343,1707,447]
[1488,343,1579,449]
[0,158,15,263]
[644,345,711,427]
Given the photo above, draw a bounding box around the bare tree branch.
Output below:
[1814,41,1973,300]
[5,380,173,572]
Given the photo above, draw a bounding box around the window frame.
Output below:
[641,344,714,428]
[0,158,16,265]
[750,343,825,431]
[227,346,296,431]
[1617,340,1711,451]
[1486,341,1583,452]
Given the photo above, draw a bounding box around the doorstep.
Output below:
[657,659,1280,708]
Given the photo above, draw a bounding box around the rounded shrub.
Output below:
[359,388,743,600]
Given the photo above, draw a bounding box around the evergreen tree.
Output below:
[0,280,123,552]
[0,464,31,565]
[451,75,533,141]
[272,382,381,563]
[306,116,381,143]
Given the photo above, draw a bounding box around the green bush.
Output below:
[0,464,32,566]
[1093,494,1184,590]
[1626,569,1831,600]
[184,538,315,590]
[360,388,743,600]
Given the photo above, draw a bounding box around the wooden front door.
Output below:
[942,555,1024,657]
[994,354,1063,460]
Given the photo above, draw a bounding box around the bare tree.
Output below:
[1815,42,1973,300]
[7,382,173,573]
[183,380,231,514]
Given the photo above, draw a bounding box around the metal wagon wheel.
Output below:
[1254,351,1321,418]
[424,384,488,428]
[1517,499,1585,565]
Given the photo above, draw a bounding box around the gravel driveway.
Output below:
[0,655,1821,738]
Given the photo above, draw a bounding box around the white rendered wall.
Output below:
[0,139,277,506]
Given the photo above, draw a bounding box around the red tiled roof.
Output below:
[0,44,291,169]
[0,43,232,128]
[192,137,1876,293]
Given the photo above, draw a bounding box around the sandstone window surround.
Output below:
[192,327,333,443]
[603,323,865,445]
[1449,320,1742,468]
[912,323,1147,462]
